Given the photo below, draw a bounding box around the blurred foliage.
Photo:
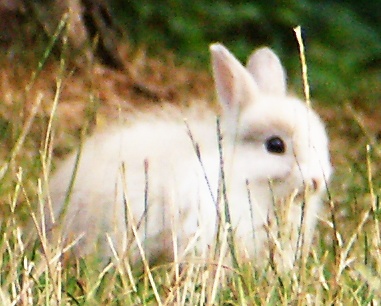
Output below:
[110,0,381,105]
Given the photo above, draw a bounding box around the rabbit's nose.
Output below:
[312,178,319,191]
[310,177,325,192]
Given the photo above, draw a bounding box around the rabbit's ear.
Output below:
[246,47,287,95]
[210,43,259,111]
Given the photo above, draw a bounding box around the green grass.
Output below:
[112,0,381,107]
[0,26,381,305]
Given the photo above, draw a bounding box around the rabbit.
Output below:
[44,43,332,269]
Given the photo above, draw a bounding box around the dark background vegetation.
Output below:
[110,0,381,106]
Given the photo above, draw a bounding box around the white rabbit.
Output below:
[44,43,332,269]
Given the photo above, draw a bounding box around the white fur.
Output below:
[45,44,332,268]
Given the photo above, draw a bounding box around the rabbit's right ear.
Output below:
[246,47,287,95]
[210,43,259,112]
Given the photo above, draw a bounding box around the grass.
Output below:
[0,29,381,304]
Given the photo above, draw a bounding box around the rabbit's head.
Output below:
[210,43,332,203]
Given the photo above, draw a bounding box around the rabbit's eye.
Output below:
[265,136,286,154]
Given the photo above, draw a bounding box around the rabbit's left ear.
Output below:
[210,43,259,112]
[246,47,287,95]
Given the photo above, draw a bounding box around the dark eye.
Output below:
[265,136,286,154]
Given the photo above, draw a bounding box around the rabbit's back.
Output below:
[47,113,221,259]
